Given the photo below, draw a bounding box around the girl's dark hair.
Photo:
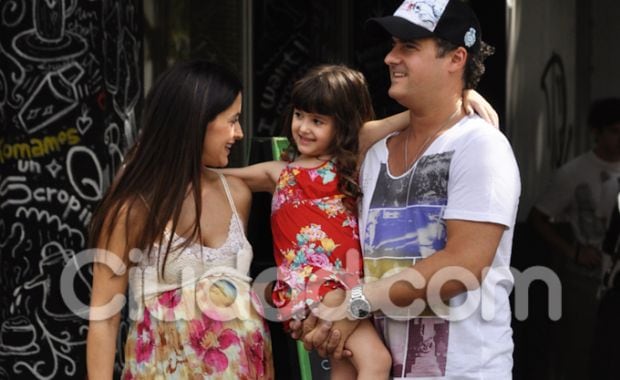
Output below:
[89,60,242,274]
[283,64,375,210]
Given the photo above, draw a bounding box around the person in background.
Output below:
[529,97,620,380]
[591,192,620,379]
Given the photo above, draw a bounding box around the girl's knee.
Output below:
[356,345,392,377]
[375,346,392,371]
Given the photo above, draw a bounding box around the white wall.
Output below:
[506,0,579,220]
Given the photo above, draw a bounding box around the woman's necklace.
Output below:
[403,104,462,171]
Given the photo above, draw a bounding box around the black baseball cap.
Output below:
[367,0,482,52]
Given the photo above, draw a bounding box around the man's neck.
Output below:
[593,147,620,163]
[407,96,463,138]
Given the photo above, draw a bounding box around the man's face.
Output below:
[383,37,448,107]
[595,122,620,162]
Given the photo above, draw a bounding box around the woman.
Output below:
[87,60,274,379]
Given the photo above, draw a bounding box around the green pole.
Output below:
[273,137,312,379]
[296,340,313,380]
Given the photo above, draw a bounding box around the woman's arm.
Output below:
[86,207,133,380]
[214,161,285,193]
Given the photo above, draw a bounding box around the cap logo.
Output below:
[464,27,476,48]
[394,0,450,32]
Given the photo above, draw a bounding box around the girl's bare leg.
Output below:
[347,319,392,380]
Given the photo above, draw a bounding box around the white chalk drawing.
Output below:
[12,0,86,63]
[21,242,80,319]
[44,159,62,178]
[1,0,27,28]
[102,1,120,93]
[10,311,85,379]
[113,27,141,148]
[0,316,40,356]
[17,62,84,134]
[66,145,103,201]
[102,1,141,149]
[1,241,89,378]
[0,222,33,303]
[0,175,31,209]
[29,186,87,220]
[17,159,42,174]
[1,1,141,378]
[104,122,123,178]
[15,207,85,246]
[0,71,6,123]
[0,221,27,260]
[75,104,92,135]
[0,41,26,108]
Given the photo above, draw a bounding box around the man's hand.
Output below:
[324,318,359,359]
[288,288,356,358]
[288,314,352,357]
[576,245,602,269]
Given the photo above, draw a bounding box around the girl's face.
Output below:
[202,93,243,167]
[291,108,335,158]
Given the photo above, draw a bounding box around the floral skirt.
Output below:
[122,278,274,379]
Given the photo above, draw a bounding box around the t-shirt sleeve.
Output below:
[532,167,573,218]
[443,129,521,228]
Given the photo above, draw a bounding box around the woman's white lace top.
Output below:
[129,172,253,303]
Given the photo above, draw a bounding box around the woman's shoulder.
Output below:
[222,174,251,203]
[219,175,251,224]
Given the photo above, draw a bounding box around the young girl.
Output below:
[219,64,496,379]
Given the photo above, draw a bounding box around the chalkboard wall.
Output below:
[253,0,352,137]
[0,0,142,378]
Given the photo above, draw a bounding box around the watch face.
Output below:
[350,299,371,319]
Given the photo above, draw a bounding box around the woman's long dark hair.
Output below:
[283,64,375,210]
[89,60,242,273]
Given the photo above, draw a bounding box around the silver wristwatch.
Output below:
[347,285,372,319]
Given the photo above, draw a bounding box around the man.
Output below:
[293,0,521,378]
[590,193,620,379]
[528,97,620,379]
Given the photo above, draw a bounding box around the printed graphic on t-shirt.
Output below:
[364,151,454,378]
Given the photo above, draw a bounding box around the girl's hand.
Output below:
[463,89,499,128]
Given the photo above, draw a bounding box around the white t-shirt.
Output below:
[535,151,620,278]
[359,115,521,379]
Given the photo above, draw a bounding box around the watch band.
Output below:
[348,285,372,319]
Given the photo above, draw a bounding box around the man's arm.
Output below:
[528,207,575,260]
[364,220,504,310]
[297,219,504,359]
[528,207,601,268]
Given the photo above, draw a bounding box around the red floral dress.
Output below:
[271,160,363,319]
